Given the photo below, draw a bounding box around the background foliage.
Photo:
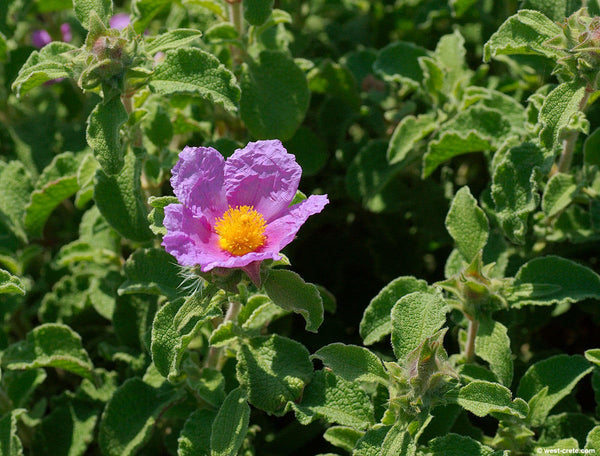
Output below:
[2,0,600,454]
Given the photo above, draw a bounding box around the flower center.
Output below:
[214,205,267,256]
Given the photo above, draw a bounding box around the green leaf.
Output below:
[312,343,387,384]
[381,423,416,456]
[11,42,77,96]
[292,370,375,429]
[193,368,226,408]
[119,248,182,300]
[132,0,171,33]
[0,410,23,456]
[391,292,448,361]
[542,173,577,217]
[446,186,489,263]
[360,276,431,345]
[353,425,391,456]
[144,29,203,54]
[94,150,154,242]
[240,50,309,140]
[32,398,97,456]
[475,317,513,387]
[517,354,593,426]
[149,48,240,113]
[210,388,250,456]
[86,96,128,175]
[586,426,600,451]
[509,256,600,307]
[539,81,588,152]
[73,0,112,27]
[151,293,221,381]
[521,0,592,22]
[0,161,33,243]
[458,380,528,418]
[539,412,596,449]
[584,126,600,167]
[0,269,25,295]
[585,349,600,367]
[236,335,312,415]
[178,409,216,456]
[491,142,547,244]
[427,433,503,456]
[2,323,94,380]
[148,196,178,236]
[483,9,565,62]
[244,0,273,26]
[308,60,360,111]
[99,378,181,456]
[323,426,364,453]
[263,269,323,333]
[373,41,428,85]
[3,370,46,408]
[284,127,329,176]
[24,152,81,238]
[387,114,437,166]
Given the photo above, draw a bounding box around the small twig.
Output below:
[464,318,480,363]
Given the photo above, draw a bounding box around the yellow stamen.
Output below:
[214,205,267,256]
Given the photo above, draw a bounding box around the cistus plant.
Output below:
[3,0,600,455]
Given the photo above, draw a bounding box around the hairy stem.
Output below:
[205,299,242,370]
[464,318,480,363]
[557,85,593,174]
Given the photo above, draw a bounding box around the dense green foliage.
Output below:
[2,0,600,454]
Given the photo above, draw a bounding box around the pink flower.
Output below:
[31,29,52,48]
[109,13,131,30]
[162,140,328,281]
[61,23,72,42]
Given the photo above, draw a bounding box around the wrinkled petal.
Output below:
[60,23,72,42]
[32,29,52,48]
[263,194,329,252]
[224,140,301,222]
[109,13,131,30]
[170,146,228,222]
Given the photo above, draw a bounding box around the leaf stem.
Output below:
[464,318,479,363]
[556,84,593,174]
[205,299,242,370]
[229,1,244,38]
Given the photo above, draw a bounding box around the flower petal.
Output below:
[263,194,329,251]
[224,140,302,221]
[170,146,228,222]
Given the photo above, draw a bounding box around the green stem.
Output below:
[557,84,592,174]
[205,299,242,370]
[464,318,479,363]
[229,1,244,37]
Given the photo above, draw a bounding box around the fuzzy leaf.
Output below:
[586,426,600,451]
[119,248,182,300]
[132,0,171,33]
[94,150,153,242]
[323,427,364,453]
[509,256,600,307]
[374,41,428,85]
[178,409,216,456]
[458,381,528,418]
[240,50,309,140]
[491,142,546,244]
[149,48,240,113]
[387,114,437,166]
[446,186,489,263]
[542,173,577,217]
[483,9,565,62]
[312,343,387,384]
[147,196,178,236]
[25,152,81,238]
[99,378,181,456]
[244,0,273,26]
[0,161,33,243]
[360,276,431,346]
[144,29,203,54]
[539,81,587,152]
[236,335,313,415]
[263,269,323,332]
[391,292,448,361]
[517,354,592,426]
[293,370,375,429]
[0,269,25,295]
[381,423,416,456]
[2,323,94,380]
[353,425,391,456]
[73,0,112,27]
[475,317,513,387]
[0,410,23,456]
[86,96,128,176]
[210,388,250,456]
[427,433,504,456]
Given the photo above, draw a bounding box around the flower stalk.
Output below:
[464,318,479,363]
[557,84,593,173]
[205,299,242,370]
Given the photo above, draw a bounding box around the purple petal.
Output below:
[32,29,52,49]
[61,23,72,43]
[170,146,228,222]
[109,13,131,30]
[263,194,329,251]
[224,140,302,222]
